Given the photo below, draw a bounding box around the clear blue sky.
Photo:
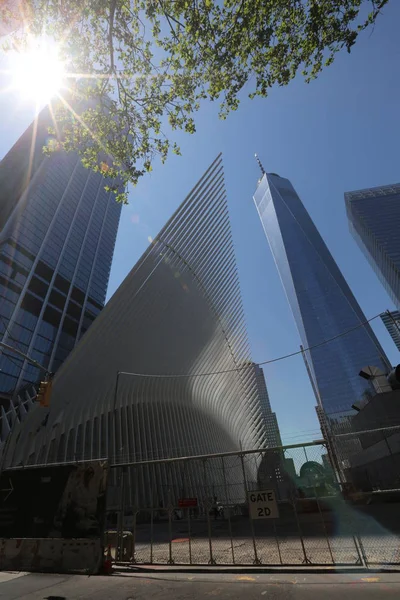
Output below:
[1,3,399,444]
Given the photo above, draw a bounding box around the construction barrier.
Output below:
[0,538,103,574]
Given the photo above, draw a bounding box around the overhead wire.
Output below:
[110,182,388,382]
[117,311,384,379]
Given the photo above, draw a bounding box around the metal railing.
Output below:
[104,440,400,567]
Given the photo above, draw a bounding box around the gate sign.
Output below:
[248,490,279,519]
[178,498,198,508]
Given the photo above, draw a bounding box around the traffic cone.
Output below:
[103,544,113,574]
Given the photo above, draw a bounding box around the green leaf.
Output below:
[7,0,386,203]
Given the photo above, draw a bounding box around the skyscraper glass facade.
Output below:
[252,363,282,447]
[381,310,400,352]
[0,107,122,403]
[345,183,400,310]
[254,173,390,429]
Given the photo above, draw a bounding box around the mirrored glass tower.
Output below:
[253,168,390,430]
[345,183,400,310]
[0,106,122,405]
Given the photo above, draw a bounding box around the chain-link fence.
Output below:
[104,441,400,567]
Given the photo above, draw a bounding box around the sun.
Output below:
[10,38,66,104]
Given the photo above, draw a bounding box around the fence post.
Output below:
[273,519,283,565]
[167,463,175,565]
[150,462,158,564]
[239,452,261,565]
[303,446,335,565]
[290,486,311,564]
[354,533,369,569]
[287,451,311,566]
[187,500,193,565]
[202,458,216,565]
[221,455,235,565]
[325,429,346,490]
[115,467,126,561]
[129,466,138,564]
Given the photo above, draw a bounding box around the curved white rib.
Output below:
[4,155,269,505]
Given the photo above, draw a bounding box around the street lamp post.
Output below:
[0,341,49,376]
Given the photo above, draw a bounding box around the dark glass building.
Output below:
[0,106,122,404]
[345,183,400,310]
[253,171,390,430]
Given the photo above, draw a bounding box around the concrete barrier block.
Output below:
[0,538,103,574]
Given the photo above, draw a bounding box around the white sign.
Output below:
[248,489,279,519]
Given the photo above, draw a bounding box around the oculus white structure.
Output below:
[3,155,270,505]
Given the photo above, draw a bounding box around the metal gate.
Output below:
[105,442,400,567]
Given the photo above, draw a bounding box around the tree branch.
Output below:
[109,0,117,72]
[158,0,183,41]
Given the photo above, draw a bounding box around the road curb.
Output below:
[111,564,400,575]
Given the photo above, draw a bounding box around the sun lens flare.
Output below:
[11,39,66,104]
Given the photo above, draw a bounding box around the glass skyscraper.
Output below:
[0,106,122,405]
[381,310,400,352]
[345,183,400,310]
[254,170,390,429]
[252,363,282,447]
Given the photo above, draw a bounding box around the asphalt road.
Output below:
[1,571,400,599]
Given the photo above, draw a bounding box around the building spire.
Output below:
[254,153,266,176]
